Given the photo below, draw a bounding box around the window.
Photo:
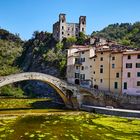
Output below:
[80,74,85,80]
[75,73,79,78]
[137,72,140,77]
[116,73,119,78]
[62,31,64,35]
[112,56,115,60]
[82,52,84,54]
[93,71,95,74]
[126,63,132,68]
[62,26,64,30]
[67,34,70,36]
[101,52,103,54]
[76,66,79,70]
[82,28,84,32]
[136,63,140,68]
[128,55,131,59]
[94,79,96,82]
[62,20,64,23]
[75,58,78,62]
[100,57,103,61]
[81,66,84,70]
[127,72,131,78]
[100,68,103,73]
[112,64,115,68]
[81,58,85,62]
[90,65,92,68]
[124,82,127,89]
[94,59,95,61]
[138,55,140,59]
[114,82,118,89]
[76,28,78,31]
[100,79,103,83]
[137,81,140,86]
[68,28,70,31]
[100,65,103,73]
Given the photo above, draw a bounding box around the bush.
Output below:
[0,85,25,97]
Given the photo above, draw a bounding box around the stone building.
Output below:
[53,14,86,41]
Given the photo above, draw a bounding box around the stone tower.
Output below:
[59,14,66,41]
[79,16,86,34]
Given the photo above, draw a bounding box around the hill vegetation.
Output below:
[92,22,140,48]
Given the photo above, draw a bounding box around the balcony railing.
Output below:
[75,60,82,65]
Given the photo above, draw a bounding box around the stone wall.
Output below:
[81,88,140,110]
[81,105,140,118]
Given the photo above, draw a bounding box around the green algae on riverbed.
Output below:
[0,112,140,140]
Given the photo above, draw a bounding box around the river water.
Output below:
[0,111,140,140]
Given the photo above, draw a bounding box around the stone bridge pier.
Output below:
[0,72,83,109]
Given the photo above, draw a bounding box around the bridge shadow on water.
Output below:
[0,100,67,112]
[30,100,66,109]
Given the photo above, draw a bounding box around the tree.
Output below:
[76,32,86,45]
[65,37,77,47]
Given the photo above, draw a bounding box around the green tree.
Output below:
[92,22,140,48]
[76,32,86,45]
[65,37,77,47]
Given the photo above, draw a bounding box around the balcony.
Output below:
[73,53,80,57]
[75,60,82,65]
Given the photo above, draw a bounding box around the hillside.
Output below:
[17,31,66,100]
[0,28,24,97]
[0,28,23,76]
[92,22,140,48]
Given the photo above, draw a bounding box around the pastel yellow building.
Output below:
[109,51,123,94]
[90,46,123,94]
[90,46,111,91]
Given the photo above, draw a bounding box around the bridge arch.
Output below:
[0,72,72,107]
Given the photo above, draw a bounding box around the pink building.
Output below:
[122,51,140,95]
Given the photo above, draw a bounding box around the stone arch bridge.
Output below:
[0,72,85,109]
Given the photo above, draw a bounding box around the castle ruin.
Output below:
[53,13,86,41]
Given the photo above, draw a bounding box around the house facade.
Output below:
[67,45,94,87]
[67,44,140,95]
[122,51,140,95]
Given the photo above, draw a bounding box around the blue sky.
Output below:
[0,0,140,40]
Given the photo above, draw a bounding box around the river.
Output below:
[0,99,140,140]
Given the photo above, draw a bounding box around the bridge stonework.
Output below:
[0,72,81,109]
